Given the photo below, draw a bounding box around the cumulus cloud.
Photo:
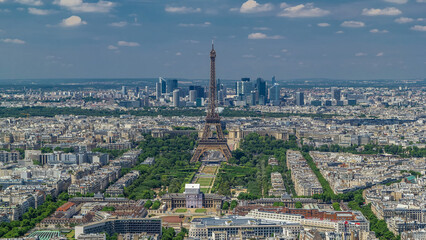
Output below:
[376,52,384,56]
[411,25,426,31]
[107,45,118,50]
[281,49,288,52]
[117,41,139,47]
[178,22,211,27]
[60,15,87,27]
[175,52,182,56]
[355,52,367,56]
[28,8,52,15]
[1,38,26,44]
[278,3,329,18]
[165,6,201,13]
[336,30,344,34]
[248,32,284,39]
[317,23,330,27]
[54,0,115,13]
[383,0,408,3]
[240,0,273,13]
[395,17,414,23]
[109,21,127,27]
[14,0,42,6]
[370,28,389,33]
[341,21,365,28]
[362,7,401,16]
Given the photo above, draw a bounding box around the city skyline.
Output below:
[0,0,425,80]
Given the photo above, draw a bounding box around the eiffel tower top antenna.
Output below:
[208,40,217,120]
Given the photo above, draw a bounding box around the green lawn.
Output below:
[175,208,187,213]
[195,209,207,213]
[200,187,210,193]
[196,177,214,186]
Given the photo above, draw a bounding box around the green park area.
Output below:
[195,177,214,186]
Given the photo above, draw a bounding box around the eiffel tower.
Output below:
[190,43,232,163]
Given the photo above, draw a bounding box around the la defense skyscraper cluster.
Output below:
[190,43,232,162]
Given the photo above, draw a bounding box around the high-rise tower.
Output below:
[190,43,232,163]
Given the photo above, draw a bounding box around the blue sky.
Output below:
[0,0,425,80]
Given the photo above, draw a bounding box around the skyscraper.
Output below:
[155,82,161,100]
[332,87,341,101]
[241,80,253,96]
[189,90,197,102]
[272,76,276,85]
[256,78,267,104]
[159,77,166,94]
[189,85,205,99]
[172,89,180,107]
[268,83,280,102]
[121,86,127,96]
[296,92,304,106]
[166,79,178,93]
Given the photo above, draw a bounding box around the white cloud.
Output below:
[355,52,367,56]
[411,25,426,31]
[383,0,408,4]
[175,52,182,56]
[395,17,414,23]
[28,7,51,15]
[362,7,401,16]
[253,27,270,30]
[1,38,26,44]
[281,49,288,52]
[109,21,127,27]
[370,28,389,33]
[185,40,199,44]
[278,3,329,18]
[242,54,255,58]
[248,32,284,39]
[280,3,289,8]
[60,15,87,27]
[341,21,365,28]
[317,22,330,27]
[376,52,384,56]
[165,6,201,13]
[336,30,344,34]
[117,41,139,47]
[107,45,118,50]
[240,0,273,13]
[178,22,211,27]
[54,0,115,13]
[14,0,42,6]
